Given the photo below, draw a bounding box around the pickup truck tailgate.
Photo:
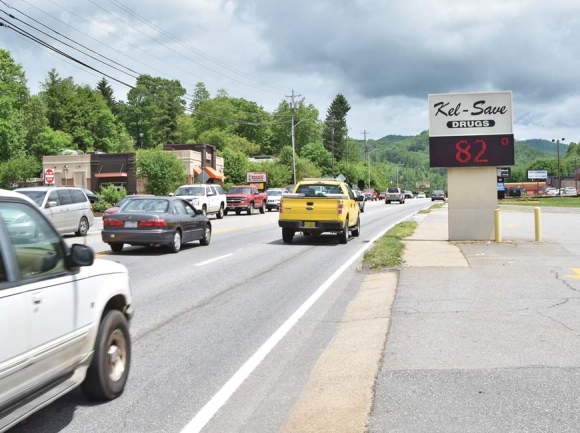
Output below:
[280,196,341,222]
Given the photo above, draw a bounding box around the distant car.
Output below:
[544,187,558,196]
[385,187,405,204]
[265,188,288,211]
[403,190,413,199]
[379,192,386,200]
[103,194,155,216]
[102,197,211,253]
[431,190,446,201]
[417,192,426,199]
[173,184,227,218]
[564,186,578,195]
[353,189,366,212]
[285,184,296,193]
[363,189,378,201]
[81,188,98,203]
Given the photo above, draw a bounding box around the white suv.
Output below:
[173,184,226,218]
[0,189,133,431]
[265,188,288,211]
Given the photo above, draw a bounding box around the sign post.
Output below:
[429,91,514,240]
[44,168,55,185]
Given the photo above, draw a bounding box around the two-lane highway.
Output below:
[14,198,431,433]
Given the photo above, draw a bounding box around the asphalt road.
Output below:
[13,198,431,433]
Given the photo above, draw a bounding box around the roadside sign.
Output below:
[415,181,431,189]
[528,170,547,180]
[497,182,506,191]
[497,167,511,178]
[336,174,346,182]
[247,172,267,183]
[198,170,210,183]
[428,91,514,168]
[44,168,55,185]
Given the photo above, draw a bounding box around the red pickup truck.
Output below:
[225,185,267,215]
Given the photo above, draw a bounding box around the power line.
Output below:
[106,0,291,93]
[86,0,286,96]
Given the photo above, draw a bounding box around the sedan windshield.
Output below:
[175,186,205,196]
[229,187,252,194]
[15,190,45,206]
[121,199,169,213]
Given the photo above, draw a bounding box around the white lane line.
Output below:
[180,212,418,433]
[195,254,233,267]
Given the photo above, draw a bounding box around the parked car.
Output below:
[225,185,267,215]
[378,192,386,200]
[103,194,155,216]
[385,187,405,204]
[353,189,366,212]
[544,187,558,196]
[265,188,288,211]
[403,190,413,199]
[81,188,98,204]
[0,189,133,431]
[14,186,94,236]
[431,190,446,201]
[363,188,378,201]
[173,184,226,219]
[102,197,211,253]
[508,186,524,197]
[285,184,296,193]
[564,186,578,196]
[417,192,426,199]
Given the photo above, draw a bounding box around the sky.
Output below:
[1,0,579,143]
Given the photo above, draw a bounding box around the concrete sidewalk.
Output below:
[369,205,580,433]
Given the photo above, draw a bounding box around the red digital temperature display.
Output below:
[429,134,514,168]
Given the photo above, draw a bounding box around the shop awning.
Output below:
[95,172,128,178]
[193,167,202,175]
[205,167,224,181]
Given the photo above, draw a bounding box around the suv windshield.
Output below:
[387,187,400,193]
[15,190,45,206]
[229,187,252,194]
[175,186,204,196]
[267,190,282,196]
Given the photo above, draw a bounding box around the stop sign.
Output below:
[44,168,55,185]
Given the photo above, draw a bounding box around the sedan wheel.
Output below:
[169,230,182,253]
[200,224,211,246]
[75,217,89,236]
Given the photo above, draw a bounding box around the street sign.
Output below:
[528,170,547,180]
[415,181,431,189]
[428,91,514,168]
[44,168,55,185]
[336,174,346,182]
[497,167,511,178]
[198,170,210,183]
[497,182,506,191]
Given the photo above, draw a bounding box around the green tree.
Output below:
[96,77,117,114]
[0,98,26,161]
[300,141,333,175]
[21,96,48,150]
[526,158,558,175]
[190,82,210,111]
[323,94,351,161]
[198,128,259,154]
[0,154,41,189]
[31,128,73,159]
[222,148,248,186]
[0,49,29,109]
[135,149,186,195]
[269,98,322,155]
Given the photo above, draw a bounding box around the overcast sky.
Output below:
[1,0,579,143]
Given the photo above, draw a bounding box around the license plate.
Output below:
[125,221,138,228]
[304,221,316,228]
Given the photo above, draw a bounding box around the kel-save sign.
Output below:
[428,91,514,168]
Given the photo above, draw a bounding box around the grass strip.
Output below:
[499,196,580,208]
[418,203,445,214]
[363,220,418,269]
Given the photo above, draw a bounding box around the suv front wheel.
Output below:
[82,310,131,401]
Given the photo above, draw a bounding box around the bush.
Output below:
[92,200,112,213]
[98,184,126,204]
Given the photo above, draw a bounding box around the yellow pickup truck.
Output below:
[278,179,364,244]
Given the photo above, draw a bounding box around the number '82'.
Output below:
[455,139,489,164]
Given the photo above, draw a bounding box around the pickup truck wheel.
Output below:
[400,199,405,204]
[82,310,131,401]
[352,217,361,237]
[216,205,224,219]
[259,202,266,214]
[338,218,349,244]
[247,203,253,215]
[200,224,211,246]
[282,228,294,243]
[235,209,241,215]
[385,200,390,204]
[201,205,207,216]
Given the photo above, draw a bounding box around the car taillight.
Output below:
[103,218,123,227]
[338,202,344,215]
[138,218,168,228]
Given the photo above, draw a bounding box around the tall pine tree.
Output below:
[323,93,351,162]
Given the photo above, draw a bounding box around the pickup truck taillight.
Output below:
[338,202,344,215]
[279,199,283,213]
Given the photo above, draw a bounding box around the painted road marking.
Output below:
[180,212,417,433]
[564,268,580,279]
[195,254,233,267]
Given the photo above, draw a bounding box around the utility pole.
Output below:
[286,90,301,185]
[344,127,351,171]
[576,157,578,192]
[362,130,370,188]
[552,138,565,196]
[330,118,335,178]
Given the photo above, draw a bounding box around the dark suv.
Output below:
[431,190,446,201]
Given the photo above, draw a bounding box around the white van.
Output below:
[14,186,95,236]
[173,184,226,218]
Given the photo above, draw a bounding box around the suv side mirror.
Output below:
[46,201,58,208]
[69,244,94,267]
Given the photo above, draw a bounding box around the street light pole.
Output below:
[368,148,380,189]
[552,138,565,196]
[396,163,403,188]
[286,90,302,185]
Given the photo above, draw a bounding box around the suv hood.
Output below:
[76,257,128,278]
[227,193,250,198]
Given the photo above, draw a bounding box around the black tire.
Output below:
[432,199,435,201]
[200,224,211,246]
[338,218,349,244]
[400,200,405,204]
[201,205,207,216]
[259,202,266,214]
[235,209,241,215]
[268,208,272,212]
[82,310,131,401]
[75,217,89,236]
[224,209,229,216]
[168,230,182,253]
[110,243,124,253]
[386,201,390,204]
[282,228,294,244]
[352,217,361,237]
[216,205,224,219]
